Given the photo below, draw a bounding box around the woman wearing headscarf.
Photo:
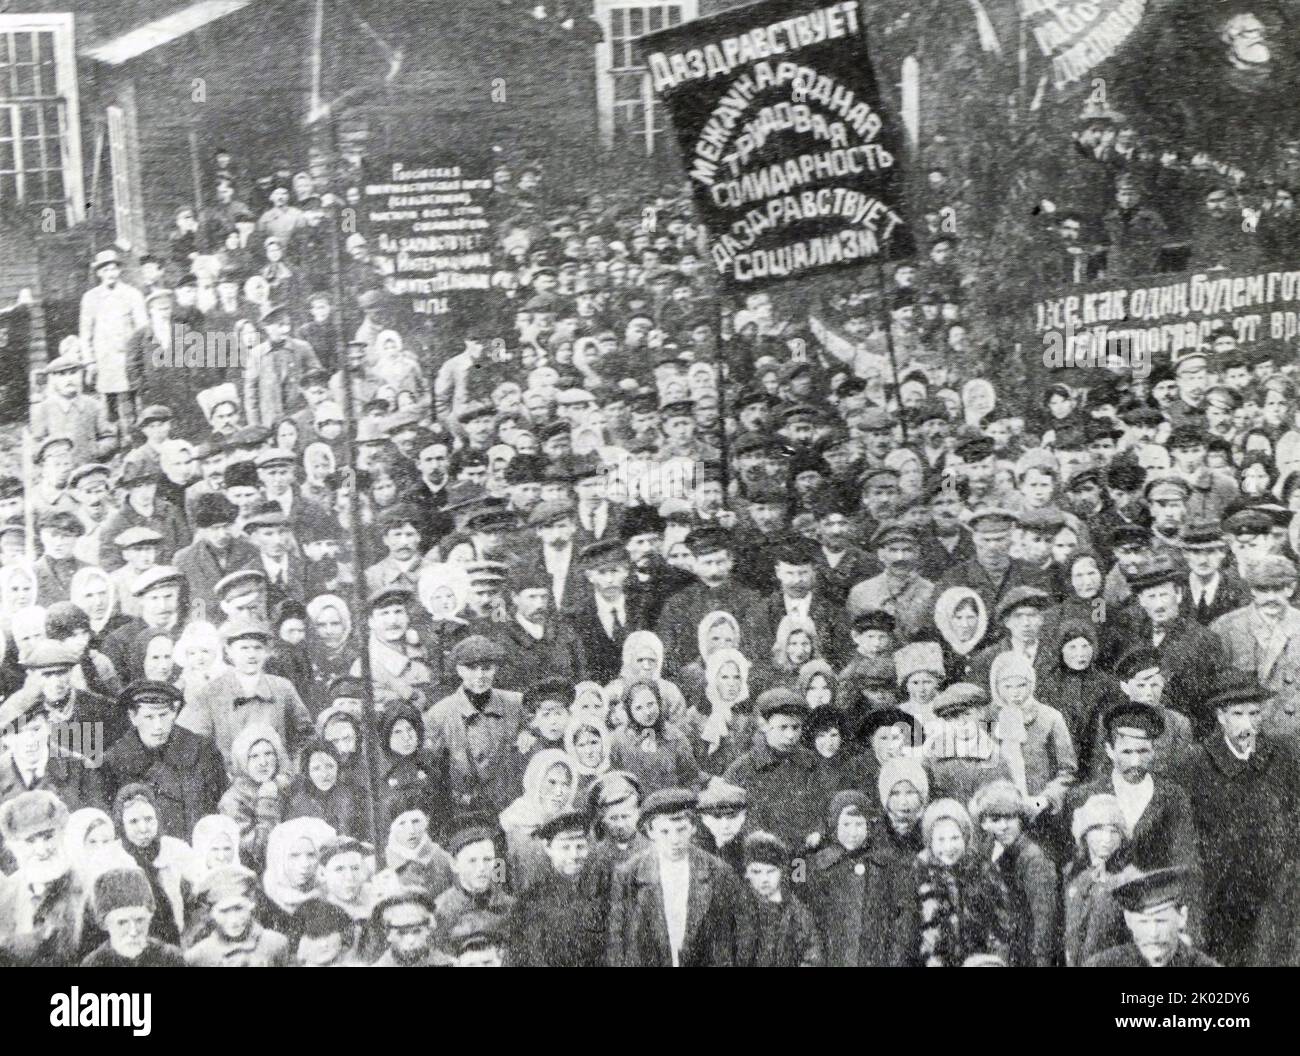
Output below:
[218,724,293,871]
[1062,793,1133,966]
[1033,619,1116,777]
[933,586,988,683]
[499,748,577,891]
[110,784,191,947]
[682,647,757,777]
[124,626,177,685]
[187,814,242,892]
[301,442,337,507]
[287,737,365,839]
[1042,549,1113,660]
[173,620,228,708]
[63,807,134,891]
[384,797,455,897]
[0,563,39,634]
[70,565,127,650]
[605,630,688,728]
[266,598,315,703]
[608,678,707,795]
[896,798,1014,967]
[257,816,336,936]
[750,613,822,696]
[306,593,356,711]
[370,329,428,409]
[676,612,745,717]
[563,712,611,802]
[969,778,1059,967]
[376,699,449,839]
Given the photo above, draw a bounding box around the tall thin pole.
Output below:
[715,303,729,495]
[874,256,909,445]
[325,51,381,851]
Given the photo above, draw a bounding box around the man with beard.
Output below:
[31,355,116,467]
[353,587,436,713]
[811,499,879,610]
[490,569,583,692]
[64,464,114,565]
[174,494,260,615]
[1086,867,1219,967]
[1212,555,1300,741]
[934,508,1050,621]
[509,809,604,966]
[748,537,851,667]
[81,866,185,967]
[0,791,92,965]
[1180,668,1300,966]
[1067,694,1199,899]
[622,505,692,630]
[847,522,936,642]
[657,527,761,674]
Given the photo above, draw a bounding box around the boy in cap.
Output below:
[370,887,454,967]
[0,790,91,964]
[108,525,163,619]
[291,898,364,966]
[694,781,749,874]
[101,680,225,840]
[425,637,525,815]
[185,864,291,966]
[448,911,507,967]
[509,809,604,966]
[97,461,190,572]
[607,788,743,967]
[1085,866,1219,966]
[434,823,514,946]
[723,688,820,850]
[735,830,824,967]
[81,866,186,966]
[178,619,314,769]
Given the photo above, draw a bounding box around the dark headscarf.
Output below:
[111,783,179,944]
[1034,618,1114,773]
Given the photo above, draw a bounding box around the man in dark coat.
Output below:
[1180,670,1300,967]
[173,493,261,616]
[746,537,852,669]
[656,526,760,675]
[489,569,584,693]
[933,508,1053,621]
[509,810,604,967]
[722,689,821,851]
[568,539,647,686]
[607,789,743,967]
[1085,866,1220,967]
[100,682,226,841]
[622,507,694,631]
[0,696,104,840]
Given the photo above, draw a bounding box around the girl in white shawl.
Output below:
[260,817,336,936]
[499,748,576,892]
[564,713,611,802]
[988,652,1078,818]
[682,647,757,777]
[933,586,989,684]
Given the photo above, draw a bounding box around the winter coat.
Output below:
[509,868,605,967]
[722,742,823,850]
[1063,861,1129,967]
[101,725,226,842]
[988,834,1059,967]
[184,922,291,966]
[897,850,1015,967]
[734,889,825,967]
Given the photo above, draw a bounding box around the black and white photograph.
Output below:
[0,0,1292,1012]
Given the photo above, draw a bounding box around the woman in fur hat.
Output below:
[897,798,1013,967]
[1062,792,1133,966]
[969,778,1059,966]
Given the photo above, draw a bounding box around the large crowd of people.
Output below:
[3,125,1299,969]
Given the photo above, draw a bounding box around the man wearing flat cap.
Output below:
[351,586,436,713]
[31,354,116,468]
[0,790,94,965]
[567,539,646,685]
[747,535,852,668]
[1085,866,1219,966]
[1177,520,1249,625]
[509,809,605,967]
[243,302,321,428]
[607,787,743,966]
[655,525,760,673]
[847,521,936,642]
[101,681,225,841]
[490,568,583,692]
[1117,553,1225,733]
[96,459,190,573]
[520,497,585,613]
[33,509,87,606]
[1180,668,1300,966]
[1211,554,1300,741]
[177,619,314,770]
[933,507,1053,620]
[424,636,525,815]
